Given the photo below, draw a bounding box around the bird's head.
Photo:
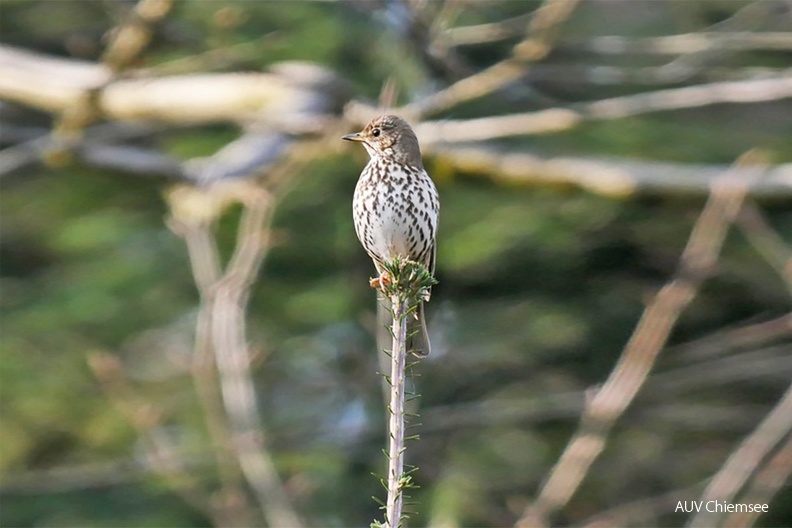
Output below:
[342,115,423,168]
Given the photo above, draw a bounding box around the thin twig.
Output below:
[687,383,792,528]
[579,482,707,528]
[669,312,792,365]
[516,151,765,528]
[583,32,792,56]
[736,200,792,294]
[522,63,792,88]
[412,75,792,144]
[407,0,581,117]
[445,12,535,46]
[415,345,791,438]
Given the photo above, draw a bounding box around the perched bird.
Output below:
[343,115,439,356]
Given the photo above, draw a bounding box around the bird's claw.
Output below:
[369,272,392,291]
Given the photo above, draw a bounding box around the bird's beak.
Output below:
[342,132,365,142]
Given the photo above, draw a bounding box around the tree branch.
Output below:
[406,0,582,117]
[0,45,344,128]
[723,433,792,528]
[687,383,792,528]
[428,146,792,197]
[516,151,764,527]
[411,76,792,144]
[167,178,303,528]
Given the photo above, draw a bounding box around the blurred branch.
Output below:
[101,0,174,73]
[394,0,468,81]
[724,433,792,528]
[410,75,792,143]
[650,346,792,397]
[669,312,792,364]
[169,208,259,526]
[141,33,280,75]
[525,65,792,87]
[165,133,338,526]
[445,12,535,46]
[210,192,303,528]
[516,151,765,528]
[48,0,174,163]
[418,345,792,436]
[0,122,173,179]
[0,455,213,495]
[168,179,302,528]
[0,45,345,129]
[583,76,792,120]
[688,383,792,528]
[406,0,581,117]
[580,482,706,528]
[86,352,223,525]
[736,201,792,293]
[428,146,792,197]
[582,32,792,56]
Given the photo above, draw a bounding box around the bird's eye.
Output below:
[371,128,381,137]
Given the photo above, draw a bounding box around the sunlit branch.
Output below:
[516,151,765,528]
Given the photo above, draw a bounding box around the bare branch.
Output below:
[583,76,792,120]
[165,135,339,527]
[670,312,792,364]
[584,32,792,56]
[418,345,792,436]
[406,0,582,117]
[101,0,174,74]
[516,151,765,528]
[0,45,344,128]
[580,482,706,528]
[168,181,302,528]
[412,76,792,143]
[724,434,792,528]
[736,201,792,293]
[392,0,468,81]
[445,12,535,46]
[525,64,792,87]
[428,146,792,197]
[687,383,792,528]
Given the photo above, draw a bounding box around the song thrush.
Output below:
[343,115,439,356]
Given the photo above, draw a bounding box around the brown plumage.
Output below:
[343,115,439,356]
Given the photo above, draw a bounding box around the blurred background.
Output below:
[1,1,791,527]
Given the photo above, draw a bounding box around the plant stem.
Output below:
[386,293,408,528]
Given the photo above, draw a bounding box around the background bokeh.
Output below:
[1,1,791,527]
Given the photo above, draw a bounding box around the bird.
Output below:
[342,115,439,357]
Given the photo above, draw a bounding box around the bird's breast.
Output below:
[352,161,438,266]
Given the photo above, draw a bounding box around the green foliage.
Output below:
[379,257,437,307]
